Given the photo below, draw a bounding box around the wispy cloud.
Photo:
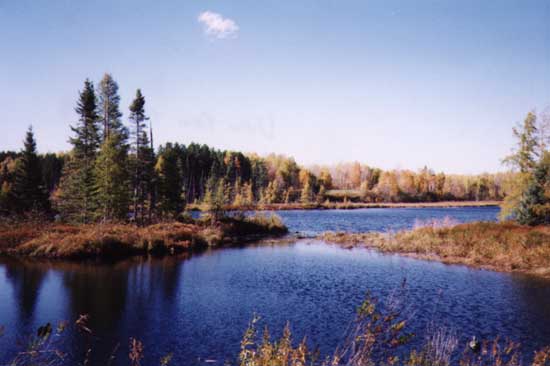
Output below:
[197,11,239,39]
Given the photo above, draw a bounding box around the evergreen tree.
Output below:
[156,144,183,218]
[10,127,50,213]
[515,153,550,225]
[504,112,539,173]
[95,132,131,221]
[96,74,130,222]
[57,79,101,223]
[40,153,65,194]
[501,112,542,219]
[129,89,155,224]
[98,73,126,141]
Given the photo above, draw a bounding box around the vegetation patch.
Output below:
[319,221,550,276]
[0,214,287,260]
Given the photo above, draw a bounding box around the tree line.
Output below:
[0,74,547,225]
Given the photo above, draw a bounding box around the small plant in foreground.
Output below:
[238,288,550,366]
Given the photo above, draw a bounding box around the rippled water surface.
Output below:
[1,207,549,365]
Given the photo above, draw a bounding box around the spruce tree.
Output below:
[504,112,539,173]
[129,89,155,224]
[516,153,550,225]
[95,132,130,221]
[155,144,183,218]
[98,73,126,141]
[57,79,101,223]
[95,74,130,222]
[11,127,50,213]
[502,112,543,219]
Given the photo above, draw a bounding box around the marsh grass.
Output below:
[320,221,550,276]
[0,214,288,259]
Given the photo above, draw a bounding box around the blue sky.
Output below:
[0,0,549,174]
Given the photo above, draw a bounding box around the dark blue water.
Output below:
[1,207,549,365]
[275,206,500,235]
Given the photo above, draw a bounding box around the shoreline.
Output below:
[186,200,502,211]
[318,222,550,278]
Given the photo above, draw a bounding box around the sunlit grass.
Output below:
[0,214,288,259]
[320,221,550,276]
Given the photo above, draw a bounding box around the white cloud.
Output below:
[197,11,239,39]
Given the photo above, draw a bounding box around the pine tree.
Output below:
[10,127,50,213]
[98,74,126,141]
[129,89,155,224]
[501,112,542,219]
[515,153,550,225]
[156,144,183,218]
[95,74,131,222]
[504,112,539,173]
[95,132,131,221]
[57,79,101,223]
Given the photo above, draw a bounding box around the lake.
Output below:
[274,206,501,235]
[1,206,549,365]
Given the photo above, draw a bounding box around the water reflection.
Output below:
[62,262,129,334]
[2,258,48,324]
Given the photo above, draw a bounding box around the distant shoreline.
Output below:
[187,200,501,211]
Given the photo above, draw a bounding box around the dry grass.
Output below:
[320,221,550,276]
[0,214,288,259]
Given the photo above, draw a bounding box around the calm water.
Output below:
[1,207,549,365]
[275,206,501,235]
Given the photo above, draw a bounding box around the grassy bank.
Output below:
[320,221,550,277]
[0,214,288,259]
[186,200,501,211]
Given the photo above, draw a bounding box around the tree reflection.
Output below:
[2,258,48,324]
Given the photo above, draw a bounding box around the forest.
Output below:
[0,74,547,225]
